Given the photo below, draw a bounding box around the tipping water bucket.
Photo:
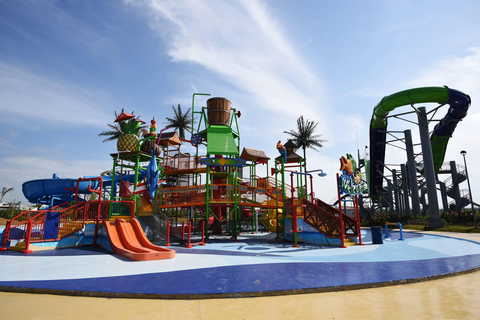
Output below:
[207,97,231,126]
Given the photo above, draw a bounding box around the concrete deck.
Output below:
[1,230,480,319]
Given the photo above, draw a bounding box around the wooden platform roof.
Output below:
[158,131,182,146]
[240,147,270,163]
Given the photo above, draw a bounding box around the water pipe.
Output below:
[398,222,405,241]
[384,223,391,240]
[155,127,169,146]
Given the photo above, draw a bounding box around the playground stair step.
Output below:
[109,215,131,222]
[344,238,356,246]
[59,221,83,230]
[9,241,26,251]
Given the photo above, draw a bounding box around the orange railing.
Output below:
[238,185,283,207]
[254,175,292,194]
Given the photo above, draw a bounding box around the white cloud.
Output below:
[0,61,114,128]
[406,47,480,93]
[126,0,326,122]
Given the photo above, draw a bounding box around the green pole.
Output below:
[110,158,117,201]
[191,93,211,135]
[233,167,239,240]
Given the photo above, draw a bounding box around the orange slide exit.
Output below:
[103,218,175,261]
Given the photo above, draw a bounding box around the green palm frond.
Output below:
[0,187,14,202]
[99,108,146,142]
[165,104,195,140]
[284,115,327,168]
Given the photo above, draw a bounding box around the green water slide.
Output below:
[368,86,470,199]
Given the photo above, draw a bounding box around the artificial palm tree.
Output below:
[0,187,14,203]
[98,109,147,152]
[283,115,327,172]
[165,104,194,140]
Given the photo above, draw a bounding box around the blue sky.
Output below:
[1,0,480,207]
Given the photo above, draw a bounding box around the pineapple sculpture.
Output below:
[115,112,145,152]
[99,110,147,152]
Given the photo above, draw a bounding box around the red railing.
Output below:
[307,198,359,238]
[1,200,136,253]
[161,154,207,171]
[157,183,284,209]
[1,202,69,252]
[302,199,343,237]
[159,185,207,208]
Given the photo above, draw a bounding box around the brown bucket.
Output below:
[207,97,231,126]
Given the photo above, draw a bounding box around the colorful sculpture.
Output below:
[277,140,287,163]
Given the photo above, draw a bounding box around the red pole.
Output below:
[355,195,364,245]
[200,220,206,246]
[182,221,185,240]
[185,220,193,248]
[92,202,100,247]
[1,220,12,250]
[165,221,171,246]
[22,221,33,253]
[336,173,346,248]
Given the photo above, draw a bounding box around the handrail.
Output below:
[1,199,135,253]
[0,202,69,251]
[303,198,359,239]
[23,202,89,252]
[157,183,283,208]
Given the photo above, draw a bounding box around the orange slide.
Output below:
[103,218,175,261]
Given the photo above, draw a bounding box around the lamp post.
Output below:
[460,150,477,229]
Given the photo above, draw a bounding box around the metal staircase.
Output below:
[299,198,359,239]
[441,163,471,211]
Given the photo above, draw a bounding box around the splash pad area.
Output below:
[1,228,480,299]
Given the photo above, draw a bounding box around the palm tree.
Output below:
[98,108,146,142]
[0,187,14,203]
[165,104,194,140]
[284,115,327,172]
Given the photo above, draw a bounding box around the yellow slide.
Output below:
[137,194,153,216]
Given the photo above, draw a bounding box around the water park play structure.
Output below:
[0,87,475,264]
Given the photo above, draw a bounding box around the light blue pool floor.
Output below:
[1,229,480,298]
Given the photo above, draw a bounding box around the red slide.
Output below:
[103,218,175,261]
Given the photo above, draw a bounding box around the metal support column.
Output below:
[392,169,400,215]
[400,164,410,217]
[417,107,443,228]
[439,182,449,213]
[404,129,421,216]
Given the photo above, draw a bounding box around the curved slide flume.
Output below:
[22,177,102,204]
[368,86,471,199]
[22,174,141,205]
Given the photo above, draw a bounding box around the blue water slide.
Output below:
[22,174,141,205]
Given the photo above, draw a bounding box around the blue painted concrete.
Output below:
[1,229,479,298]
